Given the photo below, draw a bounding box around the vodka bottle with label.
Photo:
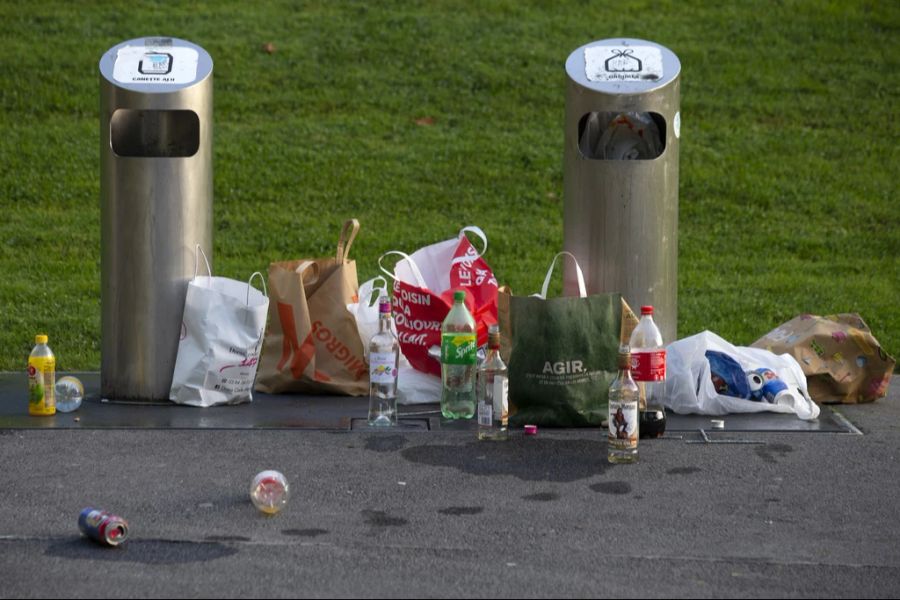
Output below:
[477,324,508,440]
[368,296,400,426]
[629,305,667,438]
[441,290,477,419]
[608,348,639,464]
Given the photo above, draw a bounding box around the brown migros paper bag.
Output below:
[255,219,368,396]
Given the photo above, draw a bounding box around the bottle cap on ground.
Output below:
[453,290,466,302]
[524,424,538,436]
[35,335,48,344]
[641,306,654,315]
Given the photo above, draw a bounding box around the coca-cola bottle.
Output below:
[629,305,667,438]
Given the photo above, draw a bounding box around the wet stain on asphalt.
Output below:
[365,434,407,453]
[667,467,701,475]
[590,481,632,495]
[755,443,794,464]
[204,535,251,543]
[362,510,408,527]
[401,438,608,482]
[282,528,329,537]
[438,506,484,516]
[45,538,238,564]
[522,492,559,502]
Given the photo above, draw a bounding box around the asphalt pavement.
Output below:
[1,378,898,598]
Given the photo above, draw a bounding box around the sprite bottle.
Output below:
[440,290,477,419]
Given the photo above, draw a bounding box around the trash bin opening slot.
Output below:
[577,112,666,160]
[110,109,200,158]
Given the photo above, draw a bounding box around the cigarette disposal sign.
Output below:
[113,44,199,85]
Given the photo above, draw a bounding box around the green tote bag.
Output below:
[508,252,622,427]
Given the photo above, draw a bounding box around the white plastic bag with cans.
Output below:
[347,277,442,405]
[169,246,269,407]
[664,331,820,420]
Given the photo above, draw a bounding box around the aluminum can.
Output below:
[78,508,129,546]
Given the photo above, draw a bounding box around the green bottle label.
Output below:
[441,333,477,366]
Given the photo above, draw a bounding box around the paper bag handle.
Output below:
[193,244,212,280]
[378,250,428,289]
[246,272,268,305]
[294,260,320,285]
[450,226,488,266]
[539,251,587,299]
[336,219,361,263]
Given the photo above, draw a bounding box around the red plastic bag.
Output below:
[379,227,499,376]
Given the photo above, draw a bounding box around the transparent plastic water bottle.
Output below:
[27,335,55,416]
[55,376,84,413]
[250,470,290,515]
[440,290,477,419]
[368,296,399,427]
[629,305,667,438]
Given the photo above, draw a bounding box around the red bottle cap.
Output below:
[641,305,654,315]
[524,424,538,436]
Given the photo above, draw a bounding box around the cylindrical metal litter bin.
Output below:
[563,38,680,344]
[99,37,213,401]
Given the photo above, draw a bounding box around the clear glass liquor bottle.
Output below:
[440,290,477,420]
[477,324,508,441]
[608,348,639,464]
[368,296,399,426]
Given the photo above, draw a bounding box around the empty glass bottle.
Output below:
[477,324,508,440]
[368,296,399,426]
[608,348,639,464]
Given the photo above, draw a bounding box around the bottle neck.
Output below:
[617,354,633,379]
[379,312,393,332]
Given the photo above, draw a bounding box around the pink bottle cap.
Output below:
[524,424,538,436]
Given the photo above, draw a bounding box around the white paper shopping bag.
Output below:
[170,247,269,407]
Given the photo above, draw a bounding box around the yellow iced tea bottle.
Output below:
[28,335,56,416]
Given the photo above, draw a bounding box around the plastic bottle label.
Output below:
[608,400,638,449]
[369,352,398,384]
[631,350,666,382]
[27,356,55,414]
[441,333,476,366]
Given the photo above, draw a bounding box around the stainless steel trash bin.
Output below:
[563,38,680,344]
[99,37,213,401]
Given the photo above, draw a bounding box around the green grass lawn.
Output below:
[0,0,897,371]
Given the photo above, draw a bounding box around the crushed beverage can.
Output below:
[78,508,129,546]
